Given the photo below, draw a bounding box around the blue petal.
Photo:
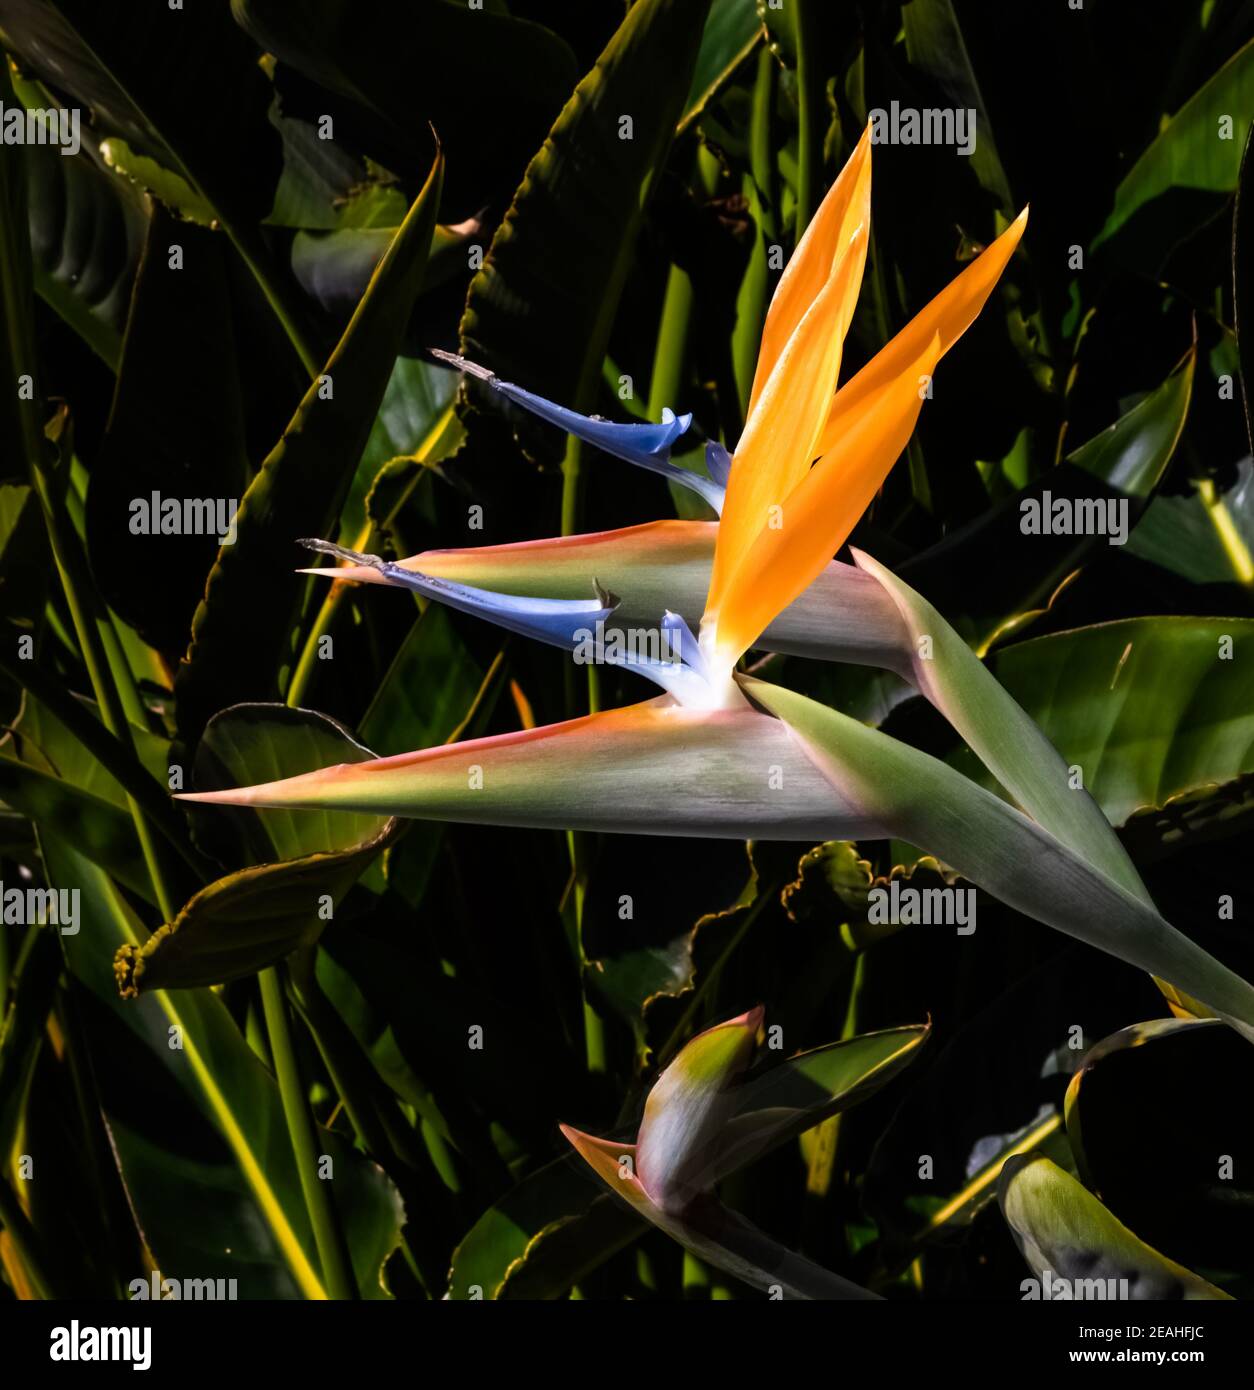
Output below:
[299,540,614,650]
[431,349,726,514]
[661,610,705,676]
[704,440,732,490]
[301,540,713,702]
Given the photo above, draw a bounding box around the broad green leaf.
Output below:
[1,685,168,810]
[951,617,1254,828]
[678,0,762,135]
[1093,38,1254,272]
[901,0,1013,213]
[0,0,307,365]
[0,674,191,871]
[112,822,398,995]
[119,705,399,993]
[27,146,142,373]
[6,63,147,372]
[998,1154,1229,1300]
[1066,346,1195,495]
[459,0,712,411]
[188,704,389,867]
[175,150,444,743]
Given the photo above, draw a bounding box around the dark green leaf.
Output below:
[459,0,713,412]
[174,150,444,743]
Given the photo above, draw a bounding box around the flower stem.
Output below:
[30,457,178,922]
[259,965,359,1300]
[793,0,824,244]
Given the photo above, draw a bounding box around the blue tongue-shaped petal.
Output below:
[299,540,613,648]
[300,541,710,703]
[704,440,732,490]
[430,349,726,514]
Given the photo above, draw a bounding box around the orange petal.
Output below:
[711,332,943,666]
[706,221,869,644]
[816,206,1029,459]
[705,134,873,639]
[558,1127,652,1212]
[745,124,872,419]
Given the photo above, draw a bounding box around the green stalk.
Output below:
[262,596,377,1297]
[732,48,779,419]
[750,47,778,239]
[793,0,824,244]
[556,432,607,1073]
[288,949,441,1296]
[647,265,694,427]
[559,431,586,541]
[259,965,358,1300]
[1198,477,1254,584]
[29,462,178,921]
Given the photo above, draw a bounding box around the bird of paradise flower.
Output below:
[181,129,1254,1042]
